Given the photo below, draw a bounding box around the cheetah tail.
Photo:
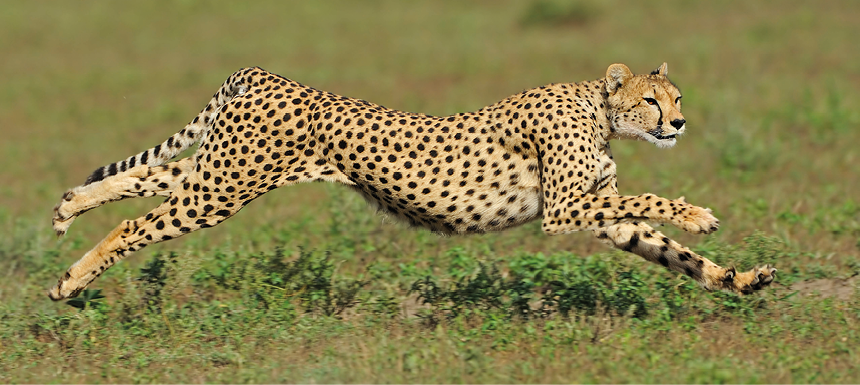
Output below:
[81,68,256,186]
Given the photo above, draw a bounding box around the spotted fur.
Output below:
[48,63,776,300]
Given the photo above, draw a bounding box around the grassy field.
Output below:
[1,0,859,382]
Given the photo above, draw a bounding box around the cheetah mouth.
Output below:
[652,133,676,140]
[648,129,676,140]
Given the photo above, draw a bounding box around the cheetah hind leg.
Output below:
[53,158,196,236]
[48,168,257,300]
[48,153,353,300]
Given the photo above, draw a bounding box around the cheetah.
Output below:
[48,63,777,300]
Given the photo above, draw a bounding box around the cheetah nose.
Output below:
[670,119,686,129]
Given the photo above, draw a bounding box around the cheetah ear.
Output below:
[606,63,633,94]
[650,62,668,76]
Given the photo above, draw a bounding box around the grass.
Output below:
[1,0,859,382]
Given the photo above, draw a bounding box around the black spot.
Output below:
[624,233,639,252]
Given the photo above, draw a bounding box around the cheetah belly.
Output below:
[348,180,542,235]
[336,150,542,235]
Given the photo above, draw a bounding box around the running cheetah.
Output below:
[48,63,776,300]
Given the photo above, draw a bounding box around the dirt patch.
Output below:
[786,275,858,301]
[400,293,431,319]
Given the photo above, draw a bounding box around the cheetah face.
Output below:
[605,63,685,149]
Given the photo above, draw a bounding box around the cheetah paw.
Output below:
[46,271,86,301]
[52,190,77,237]
[721,264,778,295]
[678,205,720,234]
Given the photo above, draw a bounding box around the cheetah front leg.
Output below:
[540,152,776,294]
[558,157,777,294]
[52,157,196,236]
[593,222,777,294]
[542,192,721,235]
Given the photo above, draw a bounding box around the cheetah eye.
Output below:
[643,98,657,106]
[675,96,682,104]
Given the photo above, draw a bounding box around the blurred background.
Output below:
[0,0,860,255]
[2,0,856,266]
[0,0,858,382]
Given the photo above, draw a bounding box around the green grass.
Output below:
[1,0,859,382]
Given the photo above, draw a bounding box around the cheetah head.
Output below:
[605,63,685,149]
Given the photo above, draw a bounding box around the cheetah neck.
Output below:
[571,79,613,148]
[477,79,613,152]
[366,78,614,168]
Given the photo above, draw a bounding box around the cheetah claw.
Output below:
[720,264,777,295]
[52,190,77,237]
[47,263,96,301]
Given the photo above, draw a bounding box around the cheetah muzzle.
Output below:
[47,62,776,301]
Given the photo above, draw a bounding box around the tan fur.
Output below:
[47,63,776,300]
